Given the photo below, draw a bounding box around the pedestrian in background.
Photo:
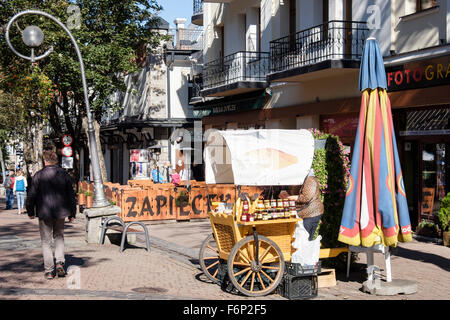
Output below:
[13,170,27,215]
[151,164,163,183]
[4,171,15,210]
[26,150,76,280]
[161,161,172,183]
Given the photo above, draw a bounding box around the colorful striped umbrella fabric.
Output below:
[338,38,413,247]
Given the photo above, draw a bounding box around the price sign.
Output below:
[62,134,73,146]
[61,146,73,157]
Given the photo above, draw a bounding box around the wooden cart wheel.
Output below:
[227,235,285,297]
[199,233,220,283]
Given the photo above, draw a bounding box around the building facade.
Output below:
[190,0,450,230]
[84,18,203,184]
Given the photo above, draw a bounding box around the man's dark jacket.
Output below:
[26,165,76,220]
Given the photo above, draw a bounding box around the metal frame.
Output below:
[99,216,150,253]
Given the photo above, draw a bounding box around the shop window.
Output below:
[398,108,450,137]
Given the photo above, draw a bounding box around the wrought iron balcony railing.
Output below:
[202,51,270,91]
[193,0,203,15]
[270,20,368,73]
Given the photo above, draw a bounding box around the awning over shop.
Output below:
[101,118,193,131]
[193,90,269,117]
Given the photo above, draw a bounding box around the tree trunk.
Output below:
[23,118,43,177]
[0,145,6,183]
[82,117,108,182]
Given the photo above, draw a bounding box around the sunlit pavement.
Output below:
[0,200,449,300]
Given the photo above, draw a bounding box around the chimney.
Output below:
[174,18,187,49]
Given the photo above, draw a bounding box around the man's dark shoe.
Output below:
[45,272,55,280]
[56,262,66,277]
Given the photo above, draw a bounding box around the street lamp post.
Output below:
[5,10,110,208]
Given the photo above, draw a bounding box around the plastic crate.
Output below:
[285,261,321,276]
[277,274,318,300]
[216,260,239,294]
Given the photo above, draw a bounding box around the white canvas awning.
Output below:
[204,129,314,186]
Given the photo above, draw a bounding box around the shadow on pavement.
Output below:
[394,246,450,272]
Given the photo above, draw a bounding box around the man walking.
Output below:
[4,171,15,210]
[26,150,76,279]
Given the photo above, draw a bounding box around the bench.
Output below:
[99,216,150,252]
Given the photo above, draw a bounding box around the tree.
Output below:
[0,0,166,182]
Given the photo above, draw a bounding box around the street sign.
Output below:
[62,134,73,146]
[61,156,73,169]
[61,146,73,157]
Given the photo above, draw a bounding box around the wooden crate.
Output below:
[318,268,336,288]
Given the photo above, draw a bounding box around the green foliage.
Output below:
[308,129,351,269]
[0,0,166,137]
[438,193,450,232]
[84,190,92,197]
[418,220,438,230]
[175,191,189,207]
[0,0,167,182]
[1,64,55,120]
[416,220,440,238]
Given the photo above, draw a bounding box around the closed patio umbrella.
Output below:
[338,38,413,249]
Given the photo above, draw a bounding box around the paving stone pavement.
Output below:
[0,201,449,301]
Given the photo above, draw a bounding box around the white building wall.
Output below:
[260,0,273,52]
[297,115,320,129]
[392,0,445,54]
[353,0,392,56]
[168,62,193,119]
[298,0,324,31]
[224,10,246,56]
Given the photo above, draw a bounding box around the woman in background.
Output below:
[13,170,28,215]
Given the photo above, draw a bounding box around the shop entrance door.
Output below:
[420,142,449,223]
[403,140,419,229]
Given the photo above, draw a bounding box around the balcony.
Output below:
[268,21,369,82]
[192,0,203,26]
[201,51,270,97]
[177,27,204,51]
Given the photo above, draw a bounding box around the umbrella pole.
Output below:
[385,247,392,282]
[366,248,375,282]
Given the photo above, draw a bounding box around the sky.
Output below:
[157,0,193,29]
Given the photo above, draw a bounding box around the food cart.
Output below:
[199,129,316,297]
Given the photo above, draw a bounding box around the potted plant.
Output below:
[175,191,190,207]
[77,188,86,206]
[85,191,93,209]
[438,193,450,246]
[416,220,440,238]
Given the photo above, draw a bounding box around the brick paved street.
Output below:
[0,201,449,301]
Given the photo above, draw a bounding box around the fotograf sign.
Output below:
[386,55,450,92]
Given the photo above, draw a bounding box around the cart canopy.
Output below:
[204,129,314,186]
